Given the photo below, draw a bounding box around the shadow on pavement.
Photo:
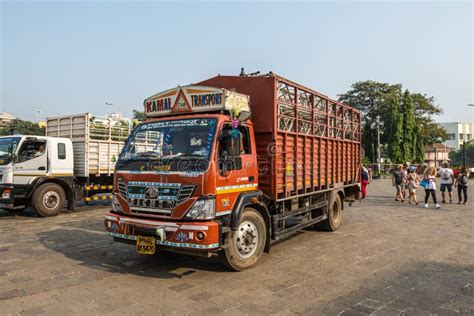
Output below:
[37,227,229,279]
[0,201,110,219]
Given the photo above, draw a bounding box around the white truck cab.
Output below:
[0,135,77,216]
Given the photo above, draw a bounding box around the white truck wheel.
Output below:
[32,183,65,217]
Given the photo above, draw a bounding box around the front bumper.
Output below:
[104,211,221,251]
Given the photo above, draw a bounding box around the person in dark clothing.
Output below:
[392,165,405,202]
[454,167,469,204]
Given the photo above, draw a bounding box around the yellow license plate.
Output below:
[136,235,156,255]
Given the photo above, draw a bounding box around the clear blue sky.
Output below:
[1,1,473,123]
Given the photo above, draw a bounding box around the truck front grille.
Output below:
[118,182,127,199]
[120,181,195,216]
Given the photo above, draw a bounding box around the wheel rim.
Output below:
[332,200,341,224]
[43,191,60,210]
[235,220,259,259]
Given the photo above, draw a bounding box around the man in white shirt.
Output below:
[439,161,454,203]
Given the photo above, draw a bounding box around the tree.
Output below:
[386,96,403,163]
[338,81,446,163]
[133,110,146,121]
[400,90,416,162]
[0,119,45,136]
[338,81,401,161]
[449,144,474,167]
[413,123,425,163]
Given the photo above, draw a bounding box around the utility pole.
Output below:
[106,102,119,114]
[370,114,383,177]
[376,115,381,175]
[465,104,474,168]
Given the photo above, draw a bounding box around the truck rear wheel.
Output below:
[219,208,266,271]
[319,193,342,231]
[32,183,65,217]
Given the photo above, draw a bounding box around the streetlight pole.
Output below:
[376,115,381,175]
[106,102,119,114]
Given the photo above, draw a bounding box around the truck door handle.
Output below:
[38,166,46,171]
[249,176,254,182]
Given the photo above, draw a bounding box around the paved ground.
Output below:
[0,179,473,315]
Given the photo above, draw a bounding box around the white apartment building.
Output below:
[0,112,16,127]
[439,122,474,150]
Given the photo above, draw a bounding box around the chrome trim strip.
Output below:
[216,210,232,216]
[108,232,218,249]
[130,207,172,214]
[110,216,209,231]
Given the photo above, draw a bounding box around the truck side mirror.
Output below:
[237,111,251,121]
[12,154,19,163]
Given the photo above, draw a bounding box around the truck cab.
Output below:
[0,135,76,215]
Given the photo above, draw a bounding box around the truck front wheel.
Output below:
[32,183,65,217]
[219,208,267,271]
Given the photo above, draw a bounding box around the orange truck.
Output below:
[104,72,361,270]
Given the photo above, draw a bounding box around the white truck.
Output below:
[0,113,131,216]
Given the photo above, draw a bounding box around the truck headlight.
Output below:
[185,197,215,220]
[2,189,11,199]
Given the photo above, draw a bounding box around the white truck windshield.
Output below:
[0,137,21,165]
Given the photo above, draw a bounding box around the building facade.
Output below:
[424,143,452,168]
[439,122,474,150]
[0,112,16,127]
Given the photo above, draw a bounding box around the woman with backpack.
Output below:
[421,166,441,209]
[454,167,469,204]
[392,164,405,202]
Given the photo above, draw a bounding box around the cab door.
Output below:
[13,138,48,185]
[215,124,258,216]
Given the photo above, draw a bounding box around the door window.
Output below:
[18,140,47,163]
[58,143,66,160]
[218,125,245,172]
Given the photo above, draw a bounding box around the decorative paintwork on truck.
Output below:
[144,85,250,118]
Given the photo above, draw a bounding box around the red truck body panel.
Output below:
[199,74,361,201]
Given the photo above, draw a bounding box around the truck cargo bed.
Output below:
[46,113,131,177]
[199,73,361,201]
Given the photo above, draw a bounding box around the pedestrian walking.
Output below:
[392,164,405,202]
[402,163,411,200]
[407,169,420,205]
[438,161,454,204]
[360,165,371,204]
[421,166,440,209]
[454,167,469,205]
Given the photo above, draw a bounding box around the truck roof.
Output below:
[0,135,73,142]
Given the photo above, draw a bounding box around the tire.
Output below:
[219,208,267,271]
[32,183,65,217]
[320,193,343,231]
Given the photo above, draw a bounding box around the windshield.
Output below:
[116,118,217,172]
[0,137,21,165]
